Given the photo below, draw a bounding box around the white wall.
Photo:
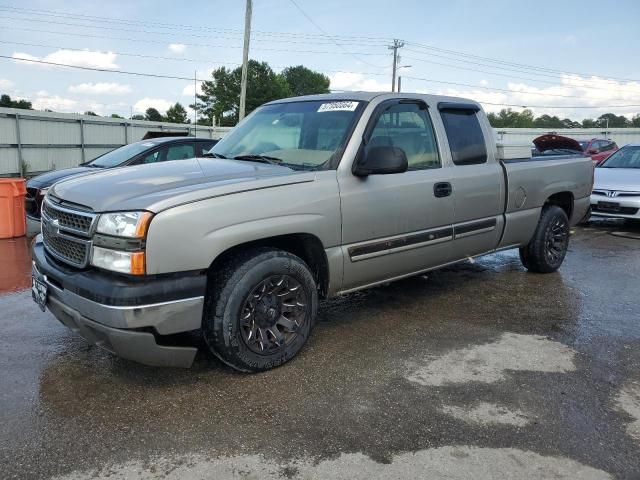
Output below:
[0,107,232,175]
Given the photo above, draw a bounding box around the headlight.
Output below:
[96,211,152,238]
[91,246,145,275]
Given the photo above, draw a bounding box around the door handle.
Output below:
[433,182,452,198]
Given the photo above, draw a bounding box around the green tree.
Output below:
[581,118,597,128]
[110,113,124,119]
[145,107,164,122]
[0,94,32,109]
[192,60,291,126]
[596,113,629,128]
[84,111,99,116]
[165,102,189,123]
[561,118,581,128]
[632,114,640,127]
[486,108,533,128]
[533,114,564,128]
[130,114,145,120]
[281,65,330,97]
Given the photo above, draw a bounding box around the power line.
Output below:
[0,4,391,43]
[2,54,209,81]
[0,14,389,47]
[400,54,640,94]
[404,41,640,84]
[0,24,389,57]
[401,75,613,100]
[287,0,383,68]
[5,55,640,111]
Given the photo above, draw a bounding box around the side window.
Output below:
[440,109,487,165]
[368,102,440,170]
[165,143,195,161]
[196,141,216,156]
[141,148,163,164]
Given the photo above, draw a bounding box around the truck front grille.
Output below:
[41,198,96,268]
[43,201,94,234]
[42,226,90,267]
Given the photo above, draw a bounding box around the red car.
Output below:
[578,138,618,163]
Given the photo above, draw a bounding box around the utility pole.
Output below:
[397,76,402,93]
[388,39,404,93]
[239,0,252,121]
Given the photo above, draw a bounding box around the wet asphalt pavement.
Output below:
[1,219,640,479]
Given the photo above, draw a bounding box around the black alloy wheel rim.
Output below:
[240,275,307,355]
[545,217,569,263]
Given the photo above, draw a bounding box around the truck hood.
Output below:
[50,158,314,212]
[594,167,640,192]
[533,134,583,153]
[27,166,97,189]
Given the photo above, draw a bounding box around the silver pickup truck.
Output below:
[31,92,593,371]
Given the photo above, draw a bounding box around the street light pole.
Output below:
[239,0,253,121]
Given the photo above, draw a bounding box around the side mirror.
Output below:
[353,146,408,177]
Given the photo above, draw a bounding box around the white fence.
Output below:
[2,107,640,176]
[0,107,232,175]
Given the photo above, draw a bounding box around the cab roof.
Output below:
[266,91,481,108]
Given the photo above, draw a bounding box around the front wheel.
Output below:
[202,248,317,372]
[519,205,570,273]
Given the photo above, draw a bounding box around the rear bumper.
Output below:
[32,236,206,367]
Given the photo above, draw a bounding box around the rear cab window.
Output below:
[439,103,487,166]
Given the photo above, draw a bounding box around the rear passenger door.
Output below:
[438,104,505,257]
[339,99,455,291]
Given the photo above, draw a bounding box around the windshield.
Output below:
[209,100,364,170]
[578,141,589,151]
[89,141,157,168]
[599,146,640,168]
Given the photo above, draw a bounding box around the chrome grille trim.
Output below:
[42,197,97,237]
[41,197,96,268]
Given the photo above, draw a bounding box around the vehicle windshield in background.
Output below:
[578,141,589,151]
[89,142,157,168]
[209,100,364,170]
[599,146,640,168]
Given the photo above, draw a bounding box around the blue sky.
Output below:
[1,0,639,120]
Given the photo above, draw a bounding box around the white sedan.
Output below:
[590,144,640,220]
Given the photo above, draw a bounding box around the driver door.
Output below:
[338,99,455,291]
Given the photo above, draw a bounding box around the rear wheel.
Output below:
[519,205,570,273]
[202,248,317,372]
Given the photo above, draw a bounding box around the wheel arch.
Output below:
[207,233,330,299]
[544,191,574,220]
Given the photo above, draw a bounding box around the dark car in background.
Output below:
[25,136,218,225]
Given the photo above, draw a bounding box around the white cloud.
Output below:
[429,74,640,119]
[329,72,390,92]
[563,34,578,45]
[133,97,174,114]
[12,49,118,69]
[69,82,131,95]
[479,79,489,86]
[182,82,204,97]
[0,78,14,90]
[32,94,78,111]
[168,43,186,54]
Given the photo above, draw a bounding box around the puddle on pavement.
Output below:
[0,236,32,295]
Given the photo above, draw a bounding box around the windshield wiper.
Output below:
[202,152,228,159]
[86,163,106,168]
[232,154,284,165]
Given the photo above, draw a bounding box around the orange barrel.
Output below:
[0,178,27,239]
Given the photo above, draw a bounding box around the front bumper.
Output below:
[590,193,640,219]
[32,236,207,367]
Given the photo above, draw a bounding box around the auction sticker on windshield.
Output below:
[317,101,359,113]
